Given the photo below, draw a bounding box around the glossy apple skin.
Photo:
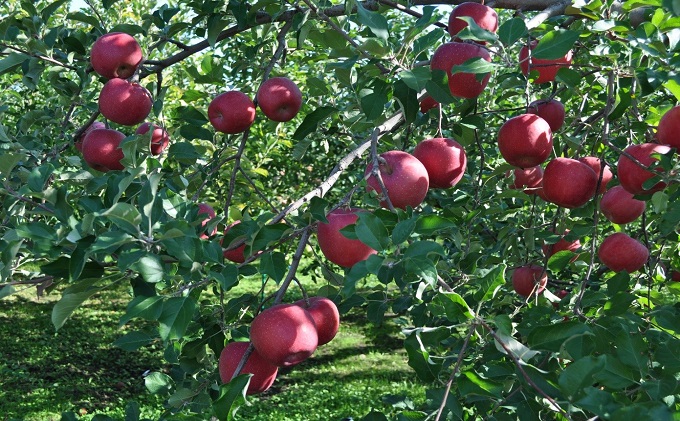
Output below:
[511,165,544,194]
[208,91,256,134]
[512,265,547,298]
[497,114,553,168]
[197,203,217,239]
[598,232,649,273]
[98,78,153,126]
[81,128,126,172]
[419,96,439,113]
[218,342,278,395]
[657,106,680,149]
[448,2,498,42]
[250,304,318,367]
[528,99,565,132]
[294,297,340,346]
[90,32,143,80]
[135,122,169,155]
[600,185,646,225]
[617,143,671,195]
[519,41,573,84]
[317,208,377,268]
[256,77,302,122]
[365,150,430,210]
[412,138,467,188]
[578,156,612,194]
[76,121,106,152]
[222,221,247,263]
[542,158,598,208]
[430,42,491,99]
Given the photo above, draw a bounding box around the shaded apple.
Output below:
[135,122,169,155]
[497,114,553,168]
[543,230,581,259]
[294,296,340,346]
[208,91,256,134]
[528,99,565,132]
[617,143,671,195]
[317,208,377,268]
[90,32,143,80]
[98,78,153,126]
[512,265,547,298]
[76,121,106,152]
[542,157,598,208]
[366,150,429,210]
[656,105,680,149]
[600,185,646,224]
[598,232,649,273]
[430,42,491,99]
[511,165,544,195]
[412,137,467,188]
[218,342,278,395]
[81,128,126,172]
[519,40,573,84]
[256,77,302,122]
[419,96,439,113]
[197,203,217,239]
[448,2,499,43]
[222,221,247,263]
[578,156,612,194]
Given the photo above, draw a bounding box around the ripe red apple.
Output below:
[578,156,612,194]
[197,203,217,239]
[497,114,553,168]
[256,77,302,122]
[656,105,680,149]
[617,143,672,195]
[543,230,581,258]
[430,42,491,99]
[365,150,430,210]
[250,303,318,367]
[671,270,680,282]
[294,296,340,346]
[512,265,547,298]
[448,2,499,42]
[90,32,143,80]
[218,342,278,395]
[511,165,544,195]
[81,128,126,172]
[317,208,377,268]
[222,221,247,263]
[135,122,169,155]
[519,40,573,84]
[598,232,649,273]
[76,121,106,152]
[412,137,467,188]
[98,78,153,126]
[419,96,439,113]
[542,158,598,208]
[528,99,565,132]
[600,185,646,224]
[208,91,256,134]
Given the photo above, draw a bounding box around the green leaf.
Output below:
[356,2,389,40]
[28,163,54,192]
[124,401,141,421]
[415,215,456,235]
[0,153,23,176]
[527,321,592,351]
[355,212,390,251]
[52,280,102,330]
[547,250,576,272]
[405,257,438,286]
[293,106,337,140]
[450,57,496,75]
[400,67,431,92]
[493,330,540,363]
[250,223,291,253]
[90,231,134,253]
[454,16,498,43]
[498,17,527,45]
[458,371,504,398]
[207,15,229,47]
[435,291,474,321]
[131,255,164,283]
[259,252,287,284]
[41,0,69,22]
[360,91,388,122]
[558,355,606,400]
[425,69,456,105]
[97,203,141,235]
[532,30,580,59]
[120,296,164,326]
[213,375,250,421]
[404,240,445,258]
[113,331,154,351]
[393,217,417,244]
[144,371,174,394]
[392,80,419,124]
[0,52,29,75]
[158,297,197,341]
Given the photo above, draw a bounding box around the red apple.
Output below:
[511,165,544,195]
[528,99,565,132]
[317,208,377,268]
[519,40,573,84]
[90,32,143,80]
[656,105,680,149]
[76,121,106,152]
[448,2,499,42]
[543,230,581,258]
[98,78,153,126]
[598,232,649,273]
[578,156,612,194]
[430,42,491,99]
[497,114,553,168]
[208,91,256,134]
[197,203,217,239]
[365,150,430,210]
[671,270,680,282]
[542,158,598,208]
[81,128,126,172]
[294,296,340,346]
[256,77,302,122]
[600,185,646,224]
[135,122,169,155]
[617,143,671,195]
[250,304,318,367]
[419,96,439,113]
[218,342,278,395]
[512,265,547,298]
[412,137,467,188]
[222,221,247,263]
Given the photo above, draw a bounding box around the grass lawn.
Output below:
[0,279,428,420]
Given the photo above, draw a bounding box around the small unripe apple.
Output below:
[81,128,126,172]
[511,165,544,195]
[218,342,278,395]
[197,203,217,239]
[412,137,467,188]
[519,40,573,84]
[250,304,318,367]
[578,156,612,194]
[512,265,547,298]
[294,296,340,346]
[430,42,491,99]
[317,208,377,268]
[76,121,106,152]
[497,114,553,168]
[98,78,153,126]
[617,143,671,195]
[256,77,302,122]
[135,122,169,155]
[90,32,143,80]
[598,232,649,273]
[365,150,430,210]
[419,96,439,113]
[600,185,646,225]
[222,221,247,263]
[542,158,598,208]
[656,105,680,149]
[208,91,256,134]
[448,2,499,43]
[528,99,565,132]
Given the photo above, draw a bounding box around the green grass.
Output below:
[0,281,428,420]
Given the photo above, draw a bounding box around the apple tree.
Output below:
[3,0,680,419]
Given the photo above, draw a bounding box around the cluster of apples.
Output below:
[218,296,340,394]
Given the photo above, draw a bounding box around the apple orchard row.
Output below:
[77,3,679,395]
